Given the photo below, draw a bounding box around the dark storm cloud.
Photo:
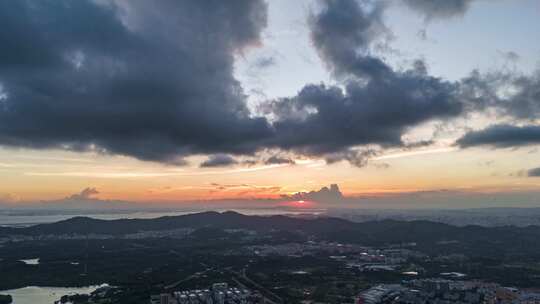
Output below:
[264,155,295,165]
[267,76,461,154]
[460,70,540,120]
[262,0,462,163]
[404,140,436,149]
[528,167,540,177]
[0,0,534,167]
[308,0,390,79]
[453,69,540,149]
[0,0,271,163]
[496,71,540,120]
[200,154,238,168]
[325,149,379,168]
[456,125,540,148]
[402,0,476,20]
[266,0,540,161]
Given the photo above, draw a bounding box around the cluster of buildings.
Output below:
[355,280,540,304]
[247,241,423,261]
[343,248,426,275]
[247,241,427,277]
[151,283,262,304]
[355,284,406,304]
[247,241,367,257]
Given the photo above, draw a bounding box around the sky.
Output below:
[0,0,539,209]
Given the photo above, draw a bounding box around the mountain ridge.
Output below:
[2,211,540,248]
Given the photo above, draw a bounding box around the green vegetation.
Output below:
[0,294,12,304]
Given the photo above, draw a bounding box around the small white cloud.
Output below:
[68,187,100,200]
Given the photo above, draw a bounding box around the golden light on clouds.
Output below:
[1,143,539,206]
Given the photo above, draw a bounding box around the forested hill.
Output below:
[2,211,540,251]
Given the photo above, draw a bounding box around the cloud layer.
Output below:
[0,0,538,168]
[0,0,271,163]
[282,184,344,203]
[402,0,477,20]
[200,154,239,168]
[264,0,463,163]
[457,125,540,148]
[69,187,100,200]
[528,167,540,177]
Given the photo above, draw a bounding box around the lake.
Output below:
[0,285,107,304]
[18,258,39,265]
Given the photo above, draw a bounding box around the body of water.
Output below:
[0,285,106,304]
[0,210,198,227]
[19,259,39,265]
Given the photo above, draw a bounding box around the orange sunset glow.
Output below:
[0,0,539,211]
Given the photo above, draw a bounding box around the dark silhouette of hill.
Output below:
[0,211,352,236]
[1,211,539,252]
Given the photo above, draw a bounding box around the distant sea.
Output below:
[0,208,325,227]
